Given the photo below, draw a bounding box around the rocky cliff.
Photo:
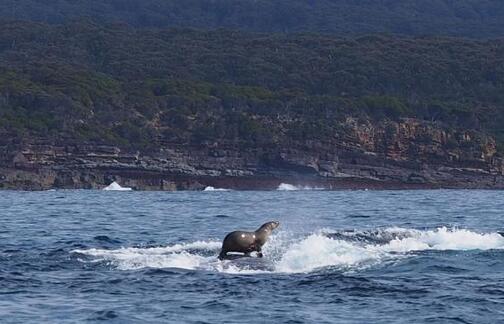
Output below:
[2,118,503,190]
[1,23,504,190]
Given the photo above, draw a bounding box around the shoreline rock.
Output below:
[1,118,503,191]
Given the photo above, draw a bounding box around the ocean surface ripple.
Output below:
[1,190,504,323]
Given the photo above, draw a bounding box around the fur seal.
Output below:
[218,221,280,260]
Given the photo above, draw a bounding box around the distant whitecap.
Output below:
[103,181,132,191]
[277,183,324,191]
[203,186,230,191]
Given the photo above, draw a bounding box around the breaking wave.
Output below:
[73,227,504,274]
[103,182,132,191]
[203,186,231,192]
[277,183,324,191]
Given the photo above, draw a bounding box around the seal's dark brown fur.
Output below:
[218,221,279,260]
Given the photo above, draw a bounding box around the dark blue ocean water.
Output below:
[1,189,504,323]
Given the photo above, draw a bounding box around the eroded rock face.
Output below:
[0,118,503,190]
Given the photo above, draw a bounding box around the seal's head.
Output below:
[269,221,280,230]
[257,221,280,232]
[254,221,280,246]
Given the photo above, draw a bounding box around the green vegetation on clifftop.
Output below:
[0,21,503,151]
[1,0,504,38]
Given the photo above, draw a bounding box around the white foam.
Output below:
[103,181,132,191]
[203,186,230,192]
[215,262,270,275]
[382,227,504,252]
[73,228,504,274]
[276,234,383,273]
[277,183,324,191]
[74,241,221,255]
[276,227,504,273]
[73,241,221,270]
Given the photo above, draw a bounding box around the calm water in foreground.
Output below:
[1,189,504,323]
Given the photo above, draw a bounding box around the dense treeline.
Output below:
[0,21,503,150]
[1,0,504,38]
